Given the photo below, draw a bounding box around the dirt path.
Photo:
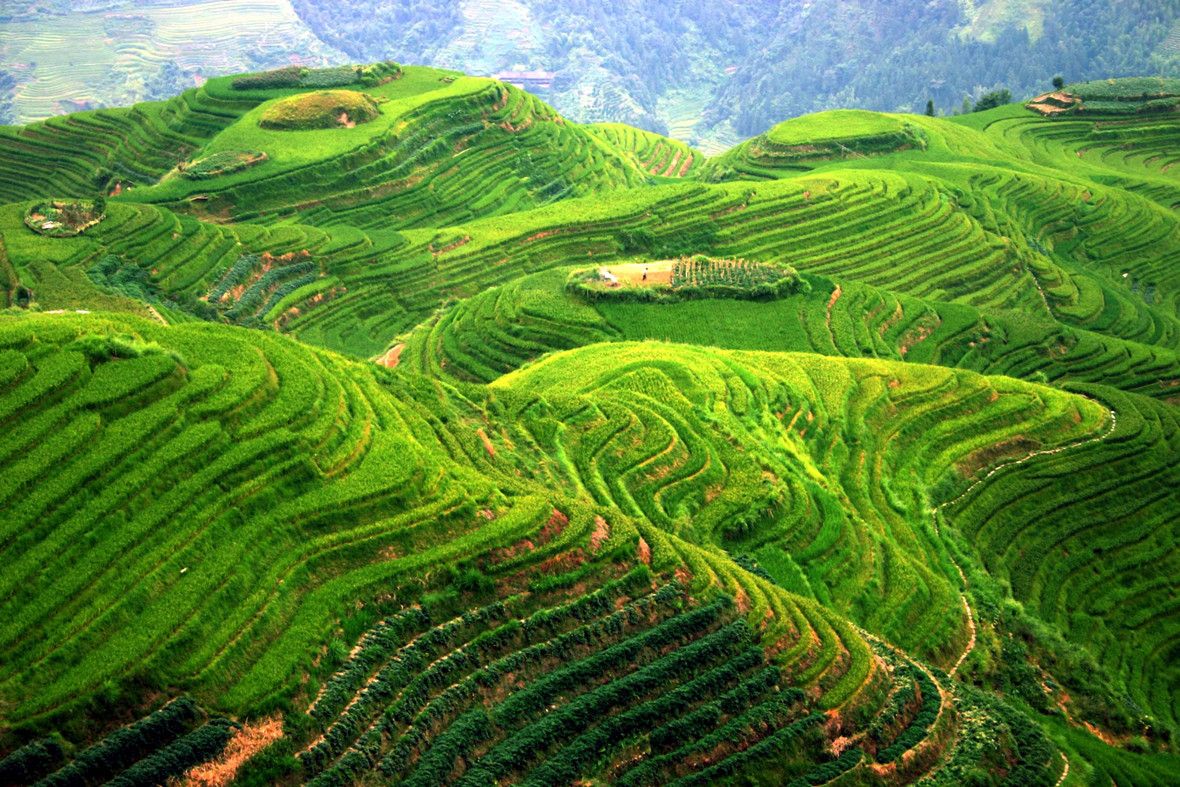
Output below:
[825,284,842,348]
[948,565,976,678]
[935,405,1118,677]
[1054,753,1070,786]
[853,623,951,783]
[1024,265,1056,320]
[939,406,1117,515]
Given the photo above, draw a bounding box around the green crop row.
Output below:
[33,698,201,787]
[104,719,238,787]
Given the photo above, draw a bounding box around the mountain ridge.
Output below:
[3,0,1180,150]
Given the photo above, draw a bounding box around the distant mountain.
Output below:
[0,0,346,125]
[3,0,1180,150]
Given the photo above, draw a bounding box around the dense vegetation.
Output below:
[2,61,1180,787]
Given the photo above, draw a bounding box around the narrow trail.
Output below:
[825,284,842,348]
[853,623,951,784]
[145,304,168,325]
[1025,264,1056,320]
[948,565,975,678]
[1055,753,1071,787]
[935,406,1118,678]
[939,406,1117,515]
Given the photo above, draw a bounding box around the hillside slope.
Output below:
[3,70,1180,787]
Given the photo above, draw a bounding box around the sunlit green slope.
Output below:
[3,72,1180,787]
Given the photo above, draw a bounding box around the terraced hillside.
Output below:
[701,110,930,180]
[3,70,1180,787]
[398,269,1180,404]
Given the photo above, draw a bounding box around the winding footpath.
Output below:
[1055,753,1071,786]
[935,406,1117,673]
[947,565,975,678]
[937,406,1117,517]
[931,405,1115,781]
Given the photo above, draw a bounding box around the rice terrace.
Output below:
[2,5,1180,787]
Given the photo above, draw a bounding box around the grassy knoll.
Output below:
[258,90,382,131]
[4,72,1180,786]
[764,109,912,145]
[701,109,928,179]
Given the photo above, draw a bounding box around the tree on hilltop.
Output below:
[925,99,935,116]
[1053,75,1065,90]
[973,88,1012,112]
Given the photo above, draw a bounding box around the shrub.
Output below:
[232,66,305,91]
[300,66,362,89]
[209,254,261,302]
[105,719,238,787]
[357,61,401,87]
[974,89,1012,112]
[0,738,65,785]
[232,62,400,91]
[24,200,104,237]
[259,91,382,131]
[182,151,267,180]
[37,698,203,787]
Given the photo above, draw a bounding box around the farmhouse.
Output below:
[493,70,555,92]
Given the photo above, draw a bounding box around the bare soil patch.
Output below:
[178,716,284,787]
[602,260,675,286]
[375,343,404,368]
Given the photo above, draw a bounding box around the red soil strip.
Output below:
[590,516,612,553]
[431,235,471,258]
[651,147,672,174]
[677,152,695,177]
[637,537,652,566]
[539,508,569,543]
[641,144,662,170]
[661,150,684,177]
[879,302,904,337]
[477,428,496,457]
[375,343,404,369]
[178,717,284,787]
[826,284,842,331]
